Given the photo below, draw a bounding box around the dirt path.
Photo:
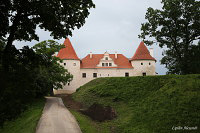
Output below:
[36,97,82,133]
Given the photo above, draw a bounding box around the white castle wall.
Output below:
[60,61,135,91]
[131,60,156,76]
[61,60,81,91]
[57,58,156,92]
[79,68,134,88]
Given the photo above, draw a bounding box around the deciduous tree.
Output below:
[0,0,95,50]
[33,40,72,95]
[139,0,200,74]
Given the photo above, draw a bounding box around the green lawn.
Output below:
[0,98,45,133]
[72,74,200,133]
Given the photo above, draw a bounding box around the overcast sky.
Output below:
[14,0,168,75]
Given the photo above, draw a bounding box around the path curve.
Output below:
[36,97,82,133]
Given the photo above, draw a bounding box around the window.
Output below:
[73,63,76,66]
[149,62,151,65]
[125,72,129,77]
[93,73,97,78]
[64,63,66,66]
[102,63,105,66]
[109,63,112,66]
[108,74,109,76]
[105,57,108,60]
[68,82,70,86]
[82,73,86,78]
[106,63,108,66]
[142,72,146,76]
[141,63,143,65]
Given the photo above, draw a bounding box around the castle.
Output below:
[56,38,156,92]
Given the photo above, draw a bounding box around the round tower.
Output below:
[130,42,156,76]
[57,38,81,91]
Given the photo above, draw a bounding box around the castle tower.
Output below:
[57,38,80,91]
[130,42,156,76]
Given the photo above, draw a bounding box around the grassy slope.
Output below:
[0,98,45,133]
[70,110,110,133]
[72,75,200,133]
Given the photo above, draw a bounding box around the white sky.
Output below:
[14,0,167,75]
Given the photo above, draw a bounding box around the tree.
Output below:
[33,40,73,95]
[139,0,200,74]
[0,0,95,50]
[0,40,72,125]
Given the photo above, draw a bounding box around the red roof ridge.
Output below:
[57,38,79,60]
[81,54,133,68]
[131,41,156,61]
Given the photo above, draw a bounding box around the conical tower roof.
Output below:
[57,38,79,60]
[131,42,156,61]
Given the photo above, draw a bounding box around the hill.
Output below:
[72,75,200,133]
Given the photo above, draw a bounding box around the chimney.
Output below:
[89,52,92,58]
[115,51,117,58]
[149,48,154,57]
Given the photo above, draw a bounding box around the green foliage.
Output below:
[73,75,200,133]
[139,0,200,74]
[0,98,45,133]
[0,0,95,48]
[0,40,72,126]
[32,40,73,90]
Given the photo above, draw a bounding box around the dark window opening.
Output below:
[125,72,129,77]
[108,74,109,76]
[68,82,70,86]
[109,63,112,66]
[142,72,146,76]
[106,63,108,66]
[105,57,108,60]
[141,63,143,65]
[73,63,76,66]
[149,62,151,65]
[93,73,97,78]
[82,73,86,78]
[64,63,66,66]
[102,63,105,66]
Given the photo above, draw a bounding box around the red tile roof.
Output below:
[131,42,156,61]
[57,38,79,60]
[81,54,133,68]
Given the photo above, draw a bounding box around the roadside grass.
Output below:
[0,98,45,133]
[72,74,200,133]
[70,110,111,133]
[60,95,110,133]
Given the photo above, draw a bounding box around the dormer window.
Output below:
[105,57,108,60]
[102,63,105,66]
[109,63,112,66]
[105,63,108,66]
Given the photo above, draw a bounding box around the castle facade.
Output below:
[56,38,156,92]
